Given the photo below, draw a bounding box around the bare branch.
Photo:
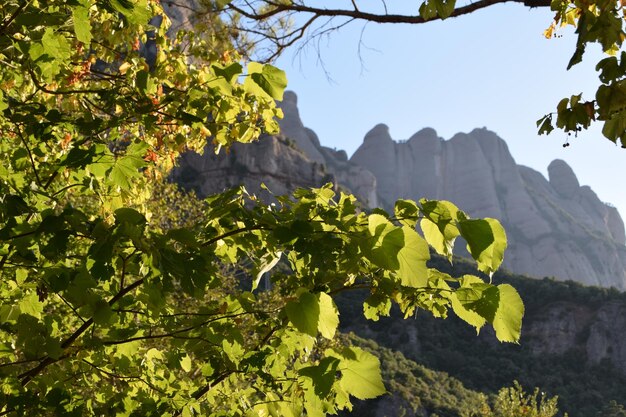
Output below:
[218,0,550,61]
[238,0,549,24]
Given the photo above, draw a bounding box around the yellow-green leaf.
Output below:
[317,292,339,339]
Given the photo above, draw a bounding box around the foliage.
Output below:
[337,336,563,417]
[536,0,626,147]
[488,381,561,417]
[343,335,491,417]
[0,1,523,416]
[597,401,626,417]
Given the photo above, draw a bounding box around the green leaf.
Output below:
[213,62,243,83]
[114,207,146,226]
[419,0,456,19]
[18,292,43,319]
[180,354,192,372]
[536,114,554,135]
[215,0,234,9]
[285,291,319,337]
[41,27,71,61]
[92,298,113,325]
[464,284,499,324]
[0,90,8,112]
[317,292,339,339]
[458,218,507,277]
[363,294,391,321]
[492,284,524,343]
[253,251,281,291]
[110,154,147,190]
[453,279,524,343]
[335,347,385,400]
[73,5,92,45]
[450,275,488,332]
[299,357,341,398]
[602,112,626,144]
[0,304,21,323]
[436,0,456,18]
[110,0,151,25]
[396,226,430,287]
[366,214,430,287]
[567,12,587,70]
[247,63,288,100]
[394,199,419,228]
[285,292,339,339]
[419,199,460,260]
[136,70,157,95]
[4,194,31,216]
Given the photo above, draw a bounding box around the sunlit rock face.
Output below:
[351,126,626,289]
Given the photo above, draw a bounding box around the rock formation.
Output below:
[278,92,379,207]
[173,90,625,289]
[172,135,330,201]
[350,125,626,289]
[524,300,626,373]
[173,91,378,207]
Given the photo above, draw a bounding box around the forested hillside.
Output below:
[337,257,626,417]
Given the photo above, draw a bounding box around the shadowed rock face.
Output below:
[171,136,330,201]
[171,91,378,207]
[351,125,626,289]
[277,92,379,207]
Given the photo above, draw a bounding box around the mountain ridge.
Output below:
[173,90,626,289]
[348,122,626,288]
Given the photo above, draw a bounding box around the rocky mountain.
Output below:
[173,90,626,289]
[172,134,329,201]
[350,124,626,289]
[172,91,379,207]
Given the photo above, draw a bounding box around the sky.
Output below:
[274,4,626,219]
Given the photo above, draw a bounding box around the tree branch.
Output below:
[0,0,30,35]
[15,125,42,187]
[228,0,550,26]
[18,277,145,386]
[202,225,267,247]
[223,0,551,60]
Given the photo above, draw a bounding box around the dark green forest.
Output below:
[337,256,626,417]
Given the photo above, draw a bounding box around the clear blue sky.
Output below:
[275,4,626,219]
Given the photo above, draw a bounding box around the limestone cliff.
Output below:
[350,125,626,289]
[171,135,330,200]
[524,300,626,373]
[278,92,379,207]
[172,91,378,207]
[172,90,625,289]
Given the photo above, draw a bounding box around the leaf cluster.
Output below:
[537,0,626,146]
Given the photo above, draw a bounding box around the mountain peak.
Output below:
[283,90,298,104]
[364,124,393,143]
[408,127,439,143]
[351,124,626,289]
[548,159,580,199]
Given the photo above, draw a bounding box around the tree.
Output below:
[486,381,563,417]
[213,0,626,147]
[597,401,626,417]
[0,1,522,416]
